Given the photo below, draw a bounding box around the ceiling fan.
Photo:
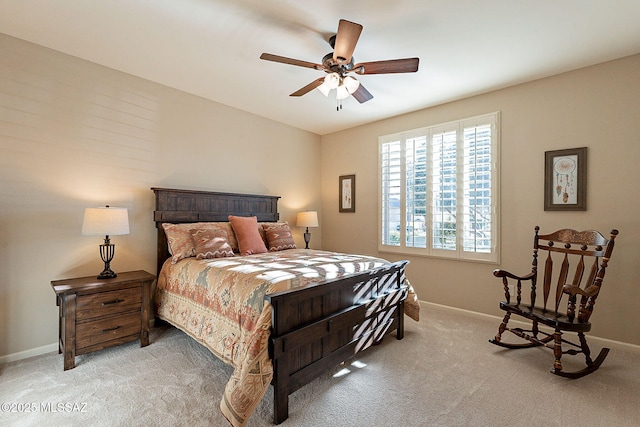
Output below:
[260,19,419,109]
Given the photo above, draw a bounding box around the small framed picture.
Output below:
[544,147,587,211]
[339,174,355,213]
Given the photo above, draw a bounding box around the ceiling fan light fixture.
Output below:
[324,72,340,90]
[344,76,360,94]
[336,84,350,100]
[317,81,331,97]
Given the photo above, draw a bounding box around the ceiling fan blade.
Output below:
[353,58,420,74]
[351,84,373,103]
[290,78,325,97]
[260,53,322,70]
[333,19,363,64]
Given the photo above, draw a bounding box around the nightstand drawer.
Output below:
[76,311,142,350]
[76,287,142,321]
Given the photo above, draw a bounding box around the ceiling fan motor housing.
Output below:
[322,52,354,75]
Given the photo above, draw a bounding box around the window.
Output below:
[379,112,499,262]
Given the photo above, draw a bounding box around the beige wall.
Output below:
[2,31,638,361]
[0,34,321,359]
[320,54,640,346]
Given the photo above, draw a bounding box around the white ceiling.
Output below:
[2,0,640,135]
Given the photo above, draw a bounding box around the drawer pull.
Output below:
[102,299,124,306]
[102,326,120,333]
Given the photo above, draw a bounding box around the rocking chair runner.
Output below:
[490,226,618,378]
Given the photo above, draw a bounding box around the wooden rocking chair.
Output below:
[490,226,618,378]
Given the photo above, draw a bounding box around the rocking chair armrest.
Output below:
[492,269,535,281]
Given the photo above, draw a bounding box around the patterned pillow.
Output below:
[162,223,197,263]
[258,222,287,246]
[163,222,240,263]
[190,228,234,259]
[263,223,296,252]
[228,215,268,256]
[207,222,238,253]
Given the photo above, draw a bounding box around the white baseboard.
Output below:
[0,343,58,364]
[421,300,640,354]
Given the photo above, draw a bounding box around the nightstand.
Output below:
[51,270,156,370]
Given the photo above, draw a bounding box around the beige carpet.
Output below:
[1,303,639,427]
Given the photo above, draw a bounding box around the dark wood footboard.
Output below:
[266,260,409,424]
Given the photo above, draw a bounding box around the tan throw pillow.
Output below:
[190,228,234,259]
[263,223,296,252]
[162,223,197,263]
[228,215,268,256]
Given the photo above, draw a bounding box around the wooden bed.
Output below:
[152,187,410,424]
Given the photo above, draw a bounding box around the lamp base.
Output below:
[97,238,117,279]
[97,268,117,280]
[303,229,311,249]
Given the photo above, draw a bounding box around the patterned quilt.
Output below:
[155,249,419,426]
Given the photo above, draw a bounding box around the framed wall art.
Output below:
[544,147,587,211]
[339,174,355,213]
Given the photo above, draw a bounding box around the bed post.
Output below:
[156,226,168,278]
[270,298,289,424]
[396,267,406,340]
[397,299,405,340]
[272,367,289,424]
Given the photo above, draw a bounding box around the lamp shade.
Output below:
[297,211,319,228]
[335,85,350,100]
[82,206,130,236]
[324,73,340,90]
[317,81,331,97]
[343,76,360,94]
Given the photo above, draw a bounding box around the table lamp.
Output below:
[296,211,319,249]
[82,205,130,279]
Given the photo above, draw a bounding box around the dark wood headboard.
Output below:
[151,187,281,275]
